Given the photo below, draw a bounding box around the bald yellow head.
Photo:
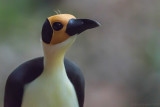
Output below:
[48,14,76,45]
[41,14,100,45]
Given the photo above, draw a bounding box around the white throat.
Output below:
[42,36,76,73]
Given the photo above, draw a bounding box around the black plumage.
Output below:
[4,57,85,107]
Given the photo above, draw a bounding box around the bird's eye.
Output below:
[52,22,63,31]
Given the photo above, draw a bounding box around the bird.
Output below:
[4,14,100,107]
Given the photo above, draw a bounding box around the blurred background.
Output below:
[0,0,160,107]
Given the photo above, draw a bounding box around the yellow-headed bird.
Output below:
[4,14,100,107]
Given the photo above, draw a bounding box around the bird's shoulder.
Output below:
[64,58,84,84]
[7,57,44,85]
[7,57,84,85]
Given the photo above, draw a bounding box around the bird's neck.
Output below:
[43,43,66,74]
[42,36,76,74]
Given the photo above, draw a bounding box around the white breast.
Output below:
[21,69,79,107]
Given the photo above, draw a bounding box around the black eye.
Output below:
[52,22,63,31]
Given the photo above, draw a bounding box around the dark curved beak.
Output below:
[66,19,100,36]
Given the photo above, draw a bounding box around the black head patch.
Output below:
[41,19,53,44]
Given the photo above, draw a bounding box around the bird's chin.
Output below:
[55,36,76,47]
[42,36,76,53]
